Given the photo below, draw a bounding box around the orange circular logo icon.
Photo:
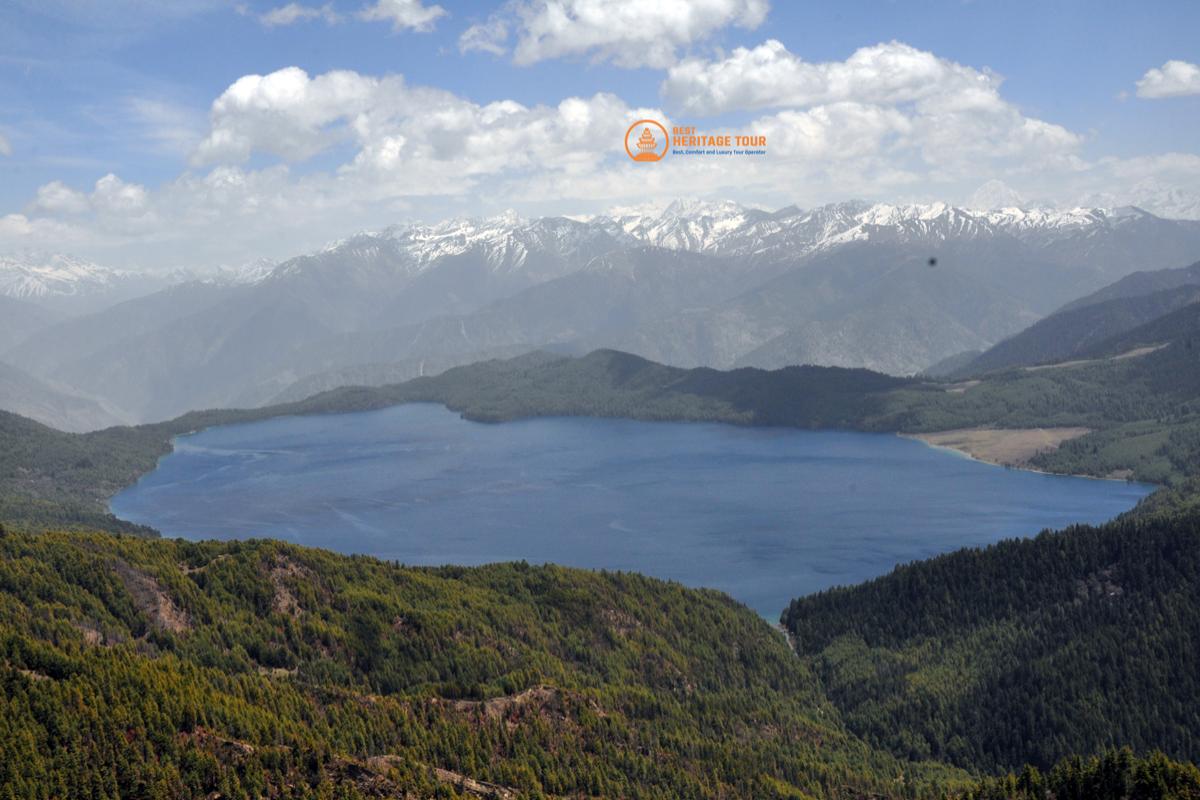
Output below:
[624,119,668,162]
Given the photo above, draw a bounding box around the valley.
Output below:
[6,4,1200,795]
[2,240,1200,798]
[6,201,1200,427]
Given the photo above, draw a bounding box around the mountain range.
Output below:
[952,260,1200,375]
[5,199,1200,427]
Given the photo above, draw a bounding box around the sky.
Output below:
[1,0,1198,269]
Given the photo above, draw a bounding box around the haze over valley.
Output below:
[5,199,1200,428]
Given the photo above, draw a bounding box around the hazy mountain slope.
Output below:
[0,361,127,432]
[625,239,1049,374]
[961,283,1200,374]
[7,217,634,419]
[56,289,338,421]
[267,345,541,404]
[0,294,60,352]
[921,349,982,377]
[1076,301,1200,358]
[0,252,197,315]
[6,281,233,381]
[1058,259,1200,312]
[739,254,1044,374]
[270,247,756,388]
[995,206,1200,285]
[13,202,1200,422]
[365,214,632,327]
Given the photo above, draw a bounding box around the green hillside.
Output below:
[956,284,1200,375]
[0,528,966,799]
[781,509,1200,774]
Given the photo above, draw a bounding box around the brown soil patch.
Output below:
[1024,343,1166,372]
[268,555,313,617]
[361,757,518,800]
[111,559,191,634]
[450,685,561,723]
[905,427,1091,468]
[600,607,641,636]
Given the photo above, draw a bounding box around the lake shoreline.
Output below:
[899,427,1142,484]
[110,404,1154,618]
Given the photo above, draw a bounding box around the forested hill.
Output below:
[954,283,1200,375]
[781,508,1200,775]
[0,528,967,799]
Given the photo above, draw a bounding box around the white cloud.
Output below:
[193,65,636,180]
[661,40,1080,174]
[259,3,341,27]
[478,0,768,68]
[193,67,387,164]
[459,17,509,56]
[357,0,446,32]
[0,133,10,156]
[1136,60,1200,99]
[7,50,1200,268]
[32,181,90,214]
[664,39,999,114]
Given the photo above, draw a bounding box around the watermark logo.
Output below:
[623,119,767,162]
[624,119,669,162]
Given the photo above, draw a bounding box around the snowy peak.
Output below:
[0,253,127,300]
[292,212,631,281]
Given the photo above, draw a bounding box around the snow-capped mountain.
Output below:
[0,253,127,301]
[9,198,1200,427]
[202,257,279,285]
[603,200,1186,260]
[304,211,632,278]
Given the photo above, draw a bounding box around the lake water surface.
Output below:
[111,404,1153,617]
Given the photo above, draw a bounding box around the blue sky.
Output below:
[1,0,1198,268]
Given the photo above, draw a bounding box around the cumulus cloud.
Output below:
[259,3,341,26]
[472,0,768,68]
[32,181,90,215]
[1136,60,1200,99]
[193,67,389,164]
[660,40,1080,174]
[357,0,446,32]
[192,65,638,182]
[7,49,1200,268]
[91,174,150,215]
[665,39,1000,114]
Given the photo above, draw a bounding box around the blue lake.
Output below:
[111,404,1153,617]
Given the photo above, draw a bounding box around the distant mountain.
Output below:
[1058,259,1200,313]
[921,349,982,377]
[267,345,541,404]
[958,282,1200,374]
[0,252,277,317]
[0,361,126,432]
[11,201,1200,422]
[0,294,60,351]
[0,253,122,301]
[1076,300,1200,359]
